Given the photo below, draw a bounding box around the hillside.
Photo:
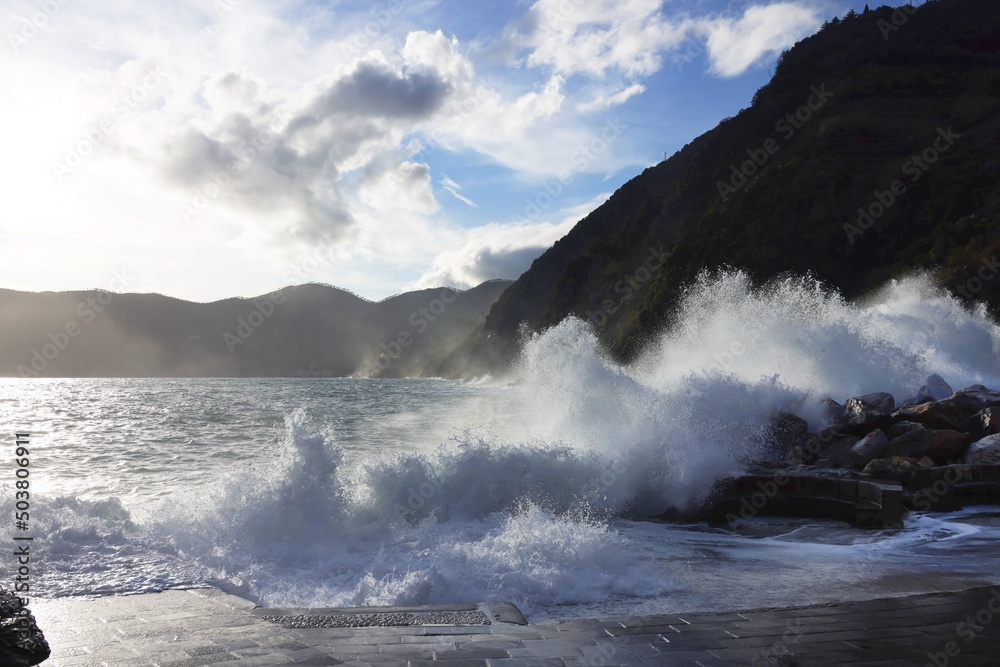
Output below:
[471,0,1000,372]
[0,281,509,377]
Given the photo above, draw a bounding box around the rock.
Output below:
[963,434,1000,465]
[863,456,921,482]
[814,431,863,469]
[913,374,954,403]
[819,397,846,424]
[850,429,889,470]
[767,412,810,459]
[952,384,1000,409]
[965,407,1000,439]
[785,426,857,467]
[892,401,968,431]
[844,392,895,435]
[886,429,974,464]
[888,420,926,440]
[0,586,50,666]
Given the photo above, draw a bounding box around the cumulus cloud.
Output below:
[414,196,606,289]
[702,3,825,77]
[513,0,693,79]
[507,1,827,81]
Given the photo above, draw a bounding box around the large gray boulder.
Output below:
[964,434,1000,465]
[912,374,954,403]
[850,429,889,469]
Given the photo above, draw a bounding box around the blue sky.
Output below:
[0,0,900,301]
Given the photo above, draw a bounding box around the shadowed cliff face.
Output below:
[0,281,509,377]
[471,0,1000,374]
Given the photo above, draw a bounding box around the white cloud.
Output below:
[413,196,607,289]
[515,0,692,79]
[441,175,478,207]
[702,3,825,77]
[577,82,645,112]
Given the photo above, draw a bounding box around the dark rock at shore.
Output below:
[767,412,810,459]
[888,420,926,440]
[966,407,1000,439]
[775,382,1000,476]
[844,392,895,435]
[862,456,923,483]
[964,434,1000,465]
[820,397,847,425]
[886,429,973,464]
[913,373,954,404]
[850,429,889,470]
[893,401,968,431]
[0,587,50,666]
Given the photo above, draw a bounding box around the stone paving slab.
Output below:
[29,585,1000,666]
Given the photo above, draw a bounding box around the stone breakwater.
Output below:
[686,377,1000,527]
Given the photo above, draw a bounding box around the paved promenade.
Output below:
[30,585,1000,666]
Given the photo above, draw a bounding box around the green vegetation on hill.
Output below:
[473,0,1000,372]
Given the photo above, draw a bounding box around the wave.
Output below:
[18,269,1000,615]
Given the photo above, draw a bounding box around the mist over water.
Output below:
[5,270,1000,618]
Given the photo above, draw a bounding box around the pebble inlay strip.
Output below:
[260,610,491,628]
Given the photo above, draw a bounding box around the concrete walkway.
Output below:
[30,585,1000,666]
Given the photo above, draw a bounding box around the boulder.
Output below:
[888,420,926,440]
[0,586,50,666]
[952,384,1000,409]
[844,392,895,435]
[913,374,954,403]
[963,434,1000,465]
[892,401,967,431]
[863,456,922,483]
[819,397,846,425]
[850,429,889,470]
[785,426,856,467]
[766,412,810,459]
[965,407,1000,439]
[886,429,974,464]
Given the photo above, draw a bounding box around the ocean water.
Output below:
[3,271,1000,620]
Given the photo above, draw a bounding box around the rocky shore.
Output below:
[688,376,1000,527]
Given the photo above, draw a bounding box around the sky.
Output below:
[0,0,893,302]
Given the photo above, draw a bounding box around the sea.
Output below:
[4,271,1000,621]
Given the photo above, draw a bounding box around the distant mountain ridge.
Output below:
[0,281,510,377]
[470,0,1000,372]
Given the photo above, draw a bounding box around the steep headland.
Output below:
[471,0,1000,373]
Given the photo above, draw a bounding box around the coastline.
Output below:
[29,584,1000,665]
